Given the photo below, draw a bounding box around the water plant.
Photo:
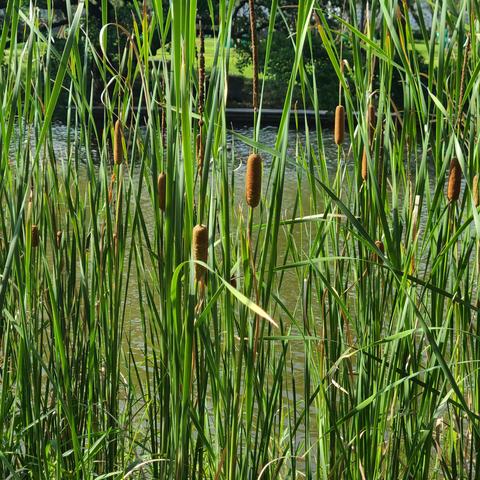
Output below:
[0,0,479,478]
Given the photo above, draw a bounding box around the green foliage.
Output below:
[0,0,479,478]
[236,28,341,109]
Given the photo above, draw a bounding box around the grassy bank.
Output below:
[0,0,480,478]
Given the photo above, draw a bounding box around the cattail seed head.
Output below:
[361,148,368,181]
[157,172,166,211]
[334,105,345,145]
[245,153,262,208]
[447,157,461,202]
[473,174,479,207]
[193,224,208,282]
[56,230,62,249]
[31,224,39,248]
[114,119,123,165]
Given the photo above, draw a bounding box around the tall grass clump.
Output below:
[0,0,479,478]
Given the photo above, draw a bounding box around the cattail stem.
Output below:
[245,153,262,208]
[457,35,470,130]
[247,212,261,362]
[411,195,421,273]
[248,0,259,112]
[114,119,123,165]
[196,133,204,174]
[197,23,205,173]
[193,224,208,283]
[198,22,205,119]
[161,104,166,148]
[361,148,368,181]
[361,102,376,182]
[367,103,376,143]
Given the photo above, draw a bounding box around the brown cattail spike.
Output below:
[32,224,39,248]
[114,119,123,165]
[245,153,262,208]
[361,148,368,181]
[447,158,461,202]
[193,224,208,282]
[334,105,345,145]
[157,172,166,211]
[473,174,479,208]
[56,230,62,249]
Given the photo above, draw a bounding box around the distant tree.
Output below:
[227,0,344,109]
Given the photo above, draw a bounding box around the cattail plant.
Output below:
[157,172,166,211]
[245,153,262,208]
[31,224,39,248]
[473,174,479,207]
[447,158,461,202]
[248,0,259,111]
[2,0,479,478]
[114,119,123,165]
[193,224,208,282]
[334,105,345,145]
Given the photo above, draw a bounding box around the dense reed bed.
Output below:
[1,0,480,478]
